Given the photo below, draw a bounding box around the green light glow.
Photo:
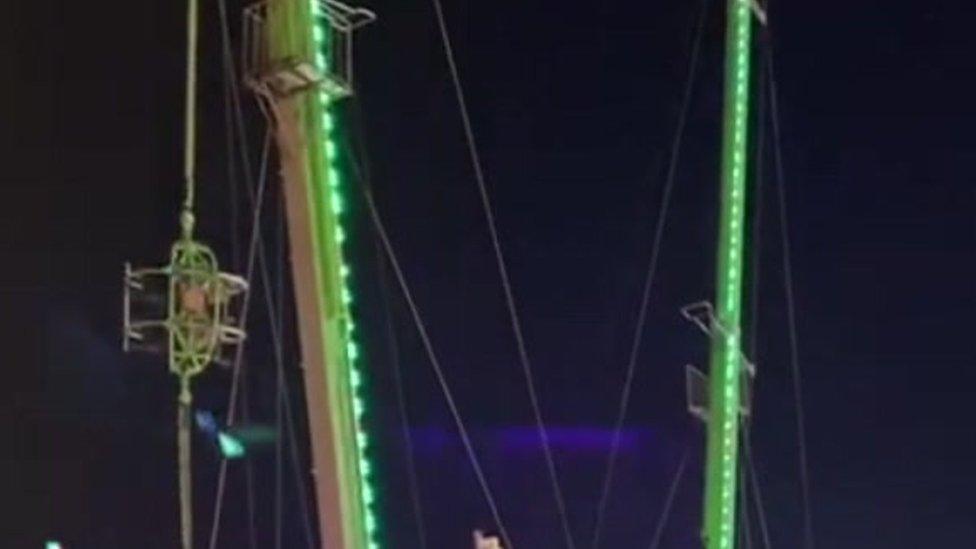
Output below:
[704,1,752,548]
[217,431,246,459]
[46,542,62,549]
[308,1,379,546]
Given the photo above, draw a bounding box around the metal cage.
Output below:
[123,244,248,374]
[243,0,375,99]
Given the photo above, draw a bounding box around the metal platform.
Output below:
[243,0,375,99]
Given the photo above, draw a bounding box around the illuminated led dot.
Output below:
[331,193,344,214]
[315,47,378,546]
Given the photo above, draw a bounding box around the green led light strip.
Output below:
[704,1,752,548]
[310,1,378,547]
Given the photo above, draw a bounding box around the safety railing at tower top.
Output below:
[243,0,376,100]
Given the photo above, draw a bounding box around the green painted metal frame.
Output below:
[702,1,753,548]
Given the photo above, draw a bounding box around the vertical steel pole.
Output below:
[261,2,376,547]
[179,0,200,545]
[179,386,193,549]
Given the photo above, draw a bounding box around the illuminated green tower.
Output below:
[701,0,758,547]
[243,1,376,547]
[683,1,762,548]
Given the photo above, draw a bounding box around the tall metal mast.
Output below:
[243,1,376,547]
[701,1,757,547]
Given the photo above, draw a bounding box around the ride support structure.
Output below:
[699,1,759,548]
[243,1,376,548]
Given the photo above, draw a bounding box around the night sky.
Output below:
[5,0,976,548]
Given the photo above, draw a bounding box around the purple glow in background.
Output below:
[495,426,646,453]
[401,424,693,547]
[410,425,652,455]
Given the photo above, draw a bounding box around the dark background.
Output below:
[4,0,975,547]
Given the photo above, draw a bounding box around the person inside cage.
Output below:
[176,277,216,354]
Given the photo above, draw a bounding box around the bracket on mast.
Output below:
[685,364,711,422]
[243,0,376,100]
[749,0,768,26]
[681,301,756,375]
[681,301,756,420]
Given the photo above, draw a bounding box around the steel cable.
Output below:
[646,447,691,549]
[743,425,773,549]
[206,131,273,549]
[363,186,515,549]
[375,235,430,549]
[765,30,816,549]
[590,2,709,546]
[427,0,576,545]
